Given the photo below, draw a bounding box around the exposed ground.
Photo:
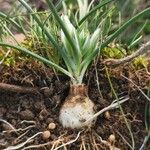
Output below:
[0,60,150,150]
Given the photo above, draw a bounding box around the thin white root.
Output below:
[15,125,36,132]
[14,130,30,144]
[0,119,16,132]
[3,132,43,150]
[22,141,52,150]
[3,125,36,134]
[83,96,129,126]
[21,120,36,125]
[54,131,81,150]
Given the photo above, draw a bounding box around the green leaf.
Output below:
[0,42,73,79]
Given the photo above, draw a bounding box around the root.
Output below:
[104,41,150,67]
[3,132,43,150]
[54,131,81,150]
[94,132,121,150]
[14,130,30,144]
[20,132,81,150]
[22,141,52,150]
[20,120,36,125]
[0,83,39,94]
[0,118,16,132]
[83,96,129,126]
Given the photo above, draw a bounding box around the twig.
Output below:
[0,83,39,94]
[104,41,150,67]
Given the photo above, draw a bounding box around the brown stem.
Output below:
[0,83,39,94]
[103,41,150,67]
[69,84,88,96]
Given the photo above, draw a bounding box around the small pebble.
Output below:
[48,123,56,130]
[104,111,111,119]
[42,130,51,140]
[108,134,115,143]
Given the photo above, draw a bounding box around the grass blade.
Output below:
[18,0,61,52]
[0,42,73,79]
[101,7,150,49]
[0,12,24,33]
[78,0,114,26]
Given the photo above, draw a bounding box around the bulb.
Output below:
[59,84,96,129]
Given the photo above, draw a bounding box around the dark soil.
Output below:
[0,61,150,150]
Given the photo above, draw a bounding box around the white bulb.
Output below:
[59,96,95,129]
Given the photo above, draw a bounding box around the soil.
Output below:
[0,60,150,150]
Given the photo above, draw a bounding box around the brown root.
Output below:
[103,41,150,67]
[0,83,39,94]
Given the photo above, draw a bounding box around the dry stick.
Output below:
[104,41,150,67]
[0,83,39,94]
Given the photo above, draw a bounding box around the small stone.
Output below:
[108,134,115,143]
[104,111,111,119]
[48,123,56,130]
[42,130,51,140]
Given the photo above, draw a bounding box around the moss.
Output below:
[101,45,126,59]
[133,56,150,70]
